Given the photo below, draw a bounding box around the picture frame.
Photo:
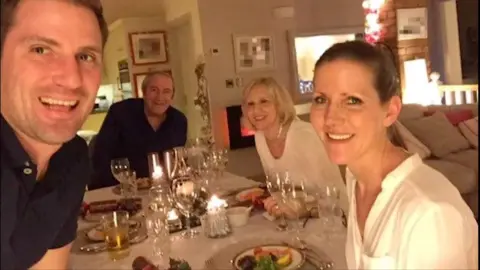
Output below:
[396,8,428,41]
[132,70,172,98]
[129,31,168,65]
[232,34,275,72]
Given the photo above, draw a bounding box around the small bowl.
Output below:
[227,206,252,227]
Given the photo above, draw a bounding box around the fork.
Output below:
[204,258,214,270]
[281,241,334,269]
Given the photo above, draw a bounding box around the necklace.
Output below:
[276,125,283,139]
[266,125,284,142]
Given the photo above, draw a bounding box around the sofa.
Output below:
[391,103,478,217]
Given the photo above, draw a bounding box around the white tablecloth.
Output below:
[69,172,347,269]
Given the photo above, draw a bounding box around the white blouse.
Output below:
[345,154,478,270]
[255,119,345,201]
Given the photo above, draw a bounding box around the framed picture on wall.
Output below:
[232,35,275,72]
[396,8,428,41]
[129,31,169,65]
[133,70,172,98]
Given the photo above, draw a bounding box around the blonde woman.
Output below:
[241,77,345,217]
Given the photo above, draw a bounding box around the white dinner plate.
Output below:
[232,244,305,270]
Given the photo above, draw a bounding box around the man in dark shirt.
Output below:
[90,72,188,189]
[0,0,108,268]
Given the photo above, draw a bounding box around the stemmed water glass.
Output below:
[265,171,288,231]
[317,185,343,242]
[210,147,228,178]
[145,185,173,265]
[111,158,136,199]
[171,177,201,239]
[281,175,309,248]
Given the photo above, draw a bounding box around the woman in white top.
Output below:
[310,40,478,269]
[241,77,345,217]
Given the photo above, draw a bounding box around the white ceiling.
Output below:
[100,0,165,25]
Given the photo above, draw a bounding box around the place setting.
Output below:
[201,172,341,270]
[72,142,345,270]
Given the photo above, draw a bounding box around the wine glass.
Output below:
[110,158,135,198]
[199,156,219,193]
[171,177,200,239]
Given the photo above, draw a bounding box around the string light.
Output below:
[363,0,385,44]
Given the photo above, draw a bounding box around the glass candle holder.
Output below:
[202,195,231,238]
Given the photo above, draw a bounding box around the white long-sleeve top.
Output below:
[345,154,478,270]
[255,119,346,204]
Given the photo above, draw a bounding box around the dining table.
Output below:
[69,172,348,270]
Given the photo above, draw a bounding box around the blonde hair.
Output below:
[241,77,296,131]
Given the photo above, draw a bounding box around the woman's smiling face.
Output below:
[310,59,396,165]
[244,85,278,131]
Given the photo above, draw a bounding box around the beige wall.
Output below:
[103,23,128,85]
[163,0,204,56]
[295,0,364,34]
[163,0,206,138]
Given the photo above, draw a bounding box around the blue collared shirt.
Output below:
[89,98,187,189]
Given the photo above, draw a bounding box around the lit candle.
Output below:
[167,209,179,221]
[151,165,163,181]
[204,195,230,238]
[207,195,227,214]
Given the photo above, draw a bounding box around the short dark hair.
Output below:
[1,0,109,52]
[314,40,399,104]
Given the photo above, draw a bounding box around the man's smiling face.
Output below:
[1,0,103,145]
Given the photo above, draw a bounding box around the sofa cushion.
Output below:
[398,104,426,122]
[458,117,479,149]
[394,121,431,159]
[443,149,479,174]
[427,104,478,117]
[424,159,477,194]
[460,116,478,134]
[425,109,474,126]
[403,112,470,158]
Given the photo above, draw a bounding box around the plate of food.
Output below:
[81,198,143,223]
[85,219,141,242]
[235,187,266,202]
[233,245,305,270]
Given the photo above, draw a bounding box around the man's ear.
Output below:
[383,96,402,127]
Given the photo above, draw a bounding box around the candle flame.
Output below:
[167,209,179,220]
[207,195,227,210]
[152,165,163,180]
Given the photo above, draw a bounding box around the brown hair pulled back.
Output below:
[314,40,399,104]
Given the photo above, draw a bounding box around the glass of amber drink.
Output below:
[102,211,131,261]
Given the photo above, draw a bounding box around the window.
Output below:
[293,33,363,95]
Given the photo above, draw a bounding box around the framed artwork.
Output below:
[396,8,428,41]
[129,31,168,65]
[233,35,275,72]
[132,70,172,98]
